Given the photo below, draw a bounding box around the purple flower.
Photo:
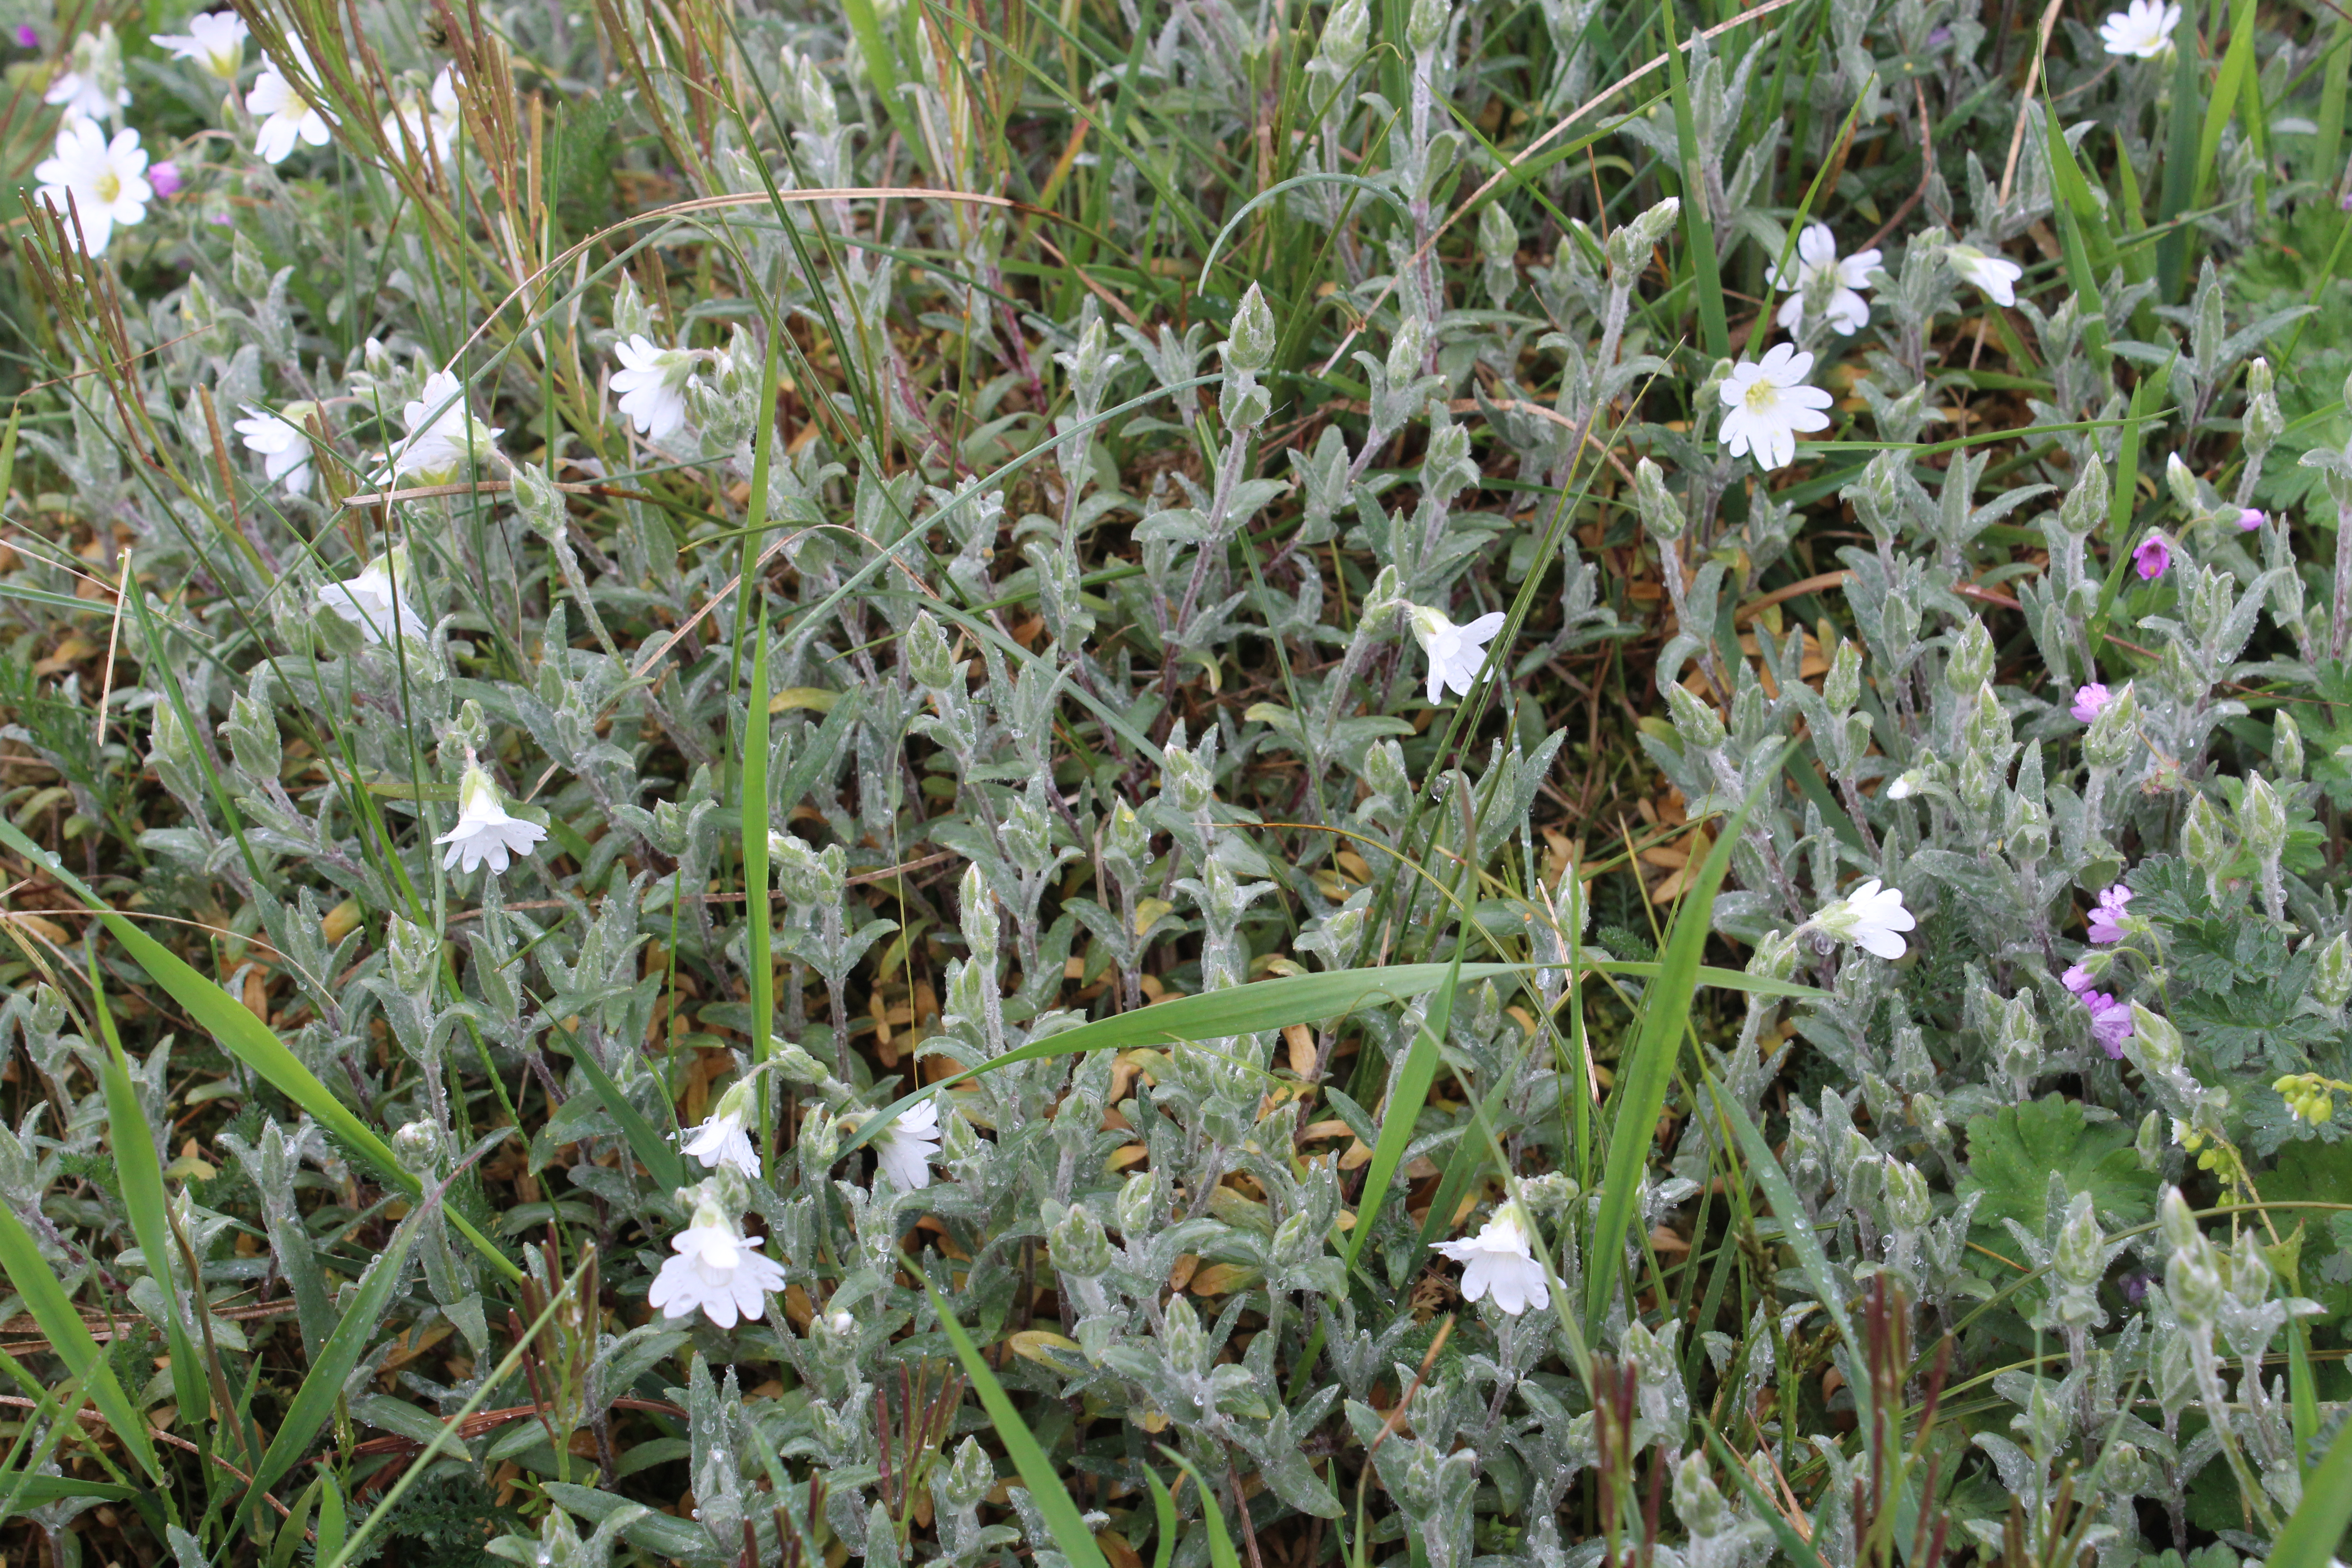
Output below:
[2087,884,2132,944]
[2061,963,2096,995]
[2082,991,2134,1058]
[149,162,181,198]
[2133,532,2172,580]
[12,24,36,47]
[2237,507,2265,532]
[2070,682,2111,723]
[1926,24,1952,44]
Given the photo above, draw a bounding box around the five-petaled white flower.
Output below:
[234,401,317,495]
[1406,604,1508,705]
[382,66,461,165]
[434,764,546,876]
[872,1097,941,1191]
[648,1198,785,1330]
[318,549,426,645]
[1809,877,1916,960]
[610,335,704,441]
[377,369,502,486]
[1772,224,1878,336]
[44,24,128,123]
[1719,344,1834,472]
[33,119,151,257]
[151,11,247,80]
[1945,243,2024,307]
[680,1080,762,1179]
[2100,0,2181,56]
[1430,1207,1548,1315]
[247,43,333,164]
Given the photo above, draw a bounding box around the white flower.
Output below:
[1945,243,2024,308]
[318,550,426,644]
[1810,877,1916,960]
[1406,604,1509,704]
[151,11,247,80]
[1430,1208,1548,1315]
[382,66,461,164]
[246,44,333,164]
[610,334,703,441]
[32,119,151,257]
[44,24,128,123]
[1718,343,1834,473]
[1886,772,1919,800]
[1770,224,1878,337]
[434,765,546,876]
[648,1201,785,1329]
[2100,0,2181,56]
[872,1097,941,1191]
[234,402,316,495]
[680,1081,761,1179]
[377,369,502,485]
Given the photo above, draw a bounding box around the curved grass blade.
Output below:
[1153,1449,1244,1568]
[2269,1408,2352,1568]
[1582,753,1781,1331]
[1701,1072,1859,1369]
[0,820,521,1284]
[924,1273,1112,1568]
[92,957,207,1435]
[1145,1465,1180,1568]
[550,1013,685,1192]
[241,1204,422,1528]
[1343,954,1460,1273]
[0,1204,162,1479]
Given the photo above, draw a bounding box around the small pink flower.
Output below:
[2133,533,2172,579]
[2087,885,2132,944]
[2236,508,2264,532]
[2070,682,2111,723]
[148,161,181,197]
[2061,963,2096,995]
[13,24,37,47]
[2082,991,2135,1058]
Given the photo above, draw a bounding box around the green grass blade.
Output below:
[1700,1072,1858,1361]
[0,1196,162,1479]
[925,1275,1113,1568]
[1145,1465,1180,1568]
[1582,755,1779,1331]
[1663,6,1730,360]
[2195,0,2256,209]
[243,1207,421,1528]
[1154,1450,1244,1568]
[1342,960,1458,1271]
[0,1474,138,1504]
[2269,1404,2352,1568]
[745,611,775,1103]
[0,821,522,1284]
[550,1015,686,1192]
[318,1472,347,1566]
[91,958,207,1436]
[1699,1415,1833,1568]
[2156,5,2200,300]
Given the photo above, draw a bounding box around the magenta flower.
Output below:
[2087,884,2132,944]
[2082,991,2135,1058]
[13,24,36,47]
[2070,682,2111,723]
[2133,533,2172,579]
[148,161,181,198]
[2236,508,2264,532]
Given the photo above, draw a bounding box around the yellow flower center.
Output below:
[1742,378,1779,412]
[95,170,121,204]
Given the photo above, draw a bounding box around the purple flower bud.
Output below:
[2061,963,2096,995]
[2083,991,2134,1057]
[2087,884,2132,944]
[1926,24,1952,44]
[2132,532,2172,580]
[12,24,37,47]
[2070,681,2111,723]
[2341,190,2352,211]
[2237,507,2264,532]
[149,162,182,198]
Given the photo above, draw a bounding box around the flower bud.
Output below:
[2181,791,2234,880]
[1666,681,1727,753]
[1049,1201,1117,1280]
[1946,618,1994,695]
[1824,639,1862,715]
[2314,931,2352,1010]
[1116,1172,1158,1237]
[2058,454,2107,535]
[2236,774,2287,864]
[1221,284,1275,376]
[2132,1005,2184,1077]
[2164,451,2199,509]
[1884,1157,1931,1230]
[2083,681,2140,769]
[2274,710,2304,780]
[1406,0,1449,54]
[1634,457,1685,541]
